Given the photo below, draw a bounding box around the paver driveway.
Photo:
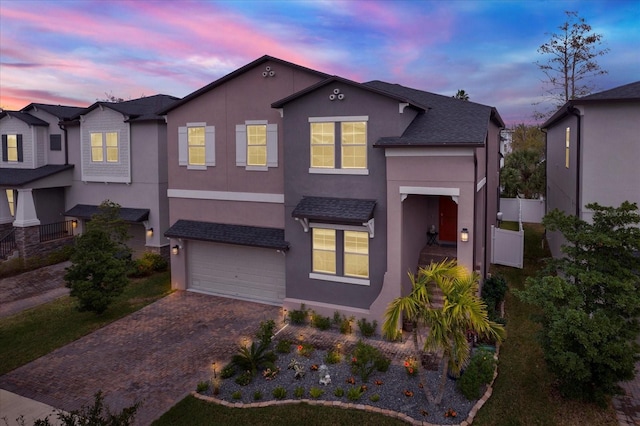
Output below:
[0,292,281,425]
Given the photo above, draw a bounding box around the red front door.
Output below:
[438,196,458,243]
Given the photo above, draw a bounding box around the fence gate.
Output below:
[491,225,524,269]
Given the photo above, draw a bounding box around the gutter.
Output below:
[567,106,581,217]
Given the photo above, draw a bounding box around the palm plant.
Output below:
[383,260,505,405]
[231,341,276,376]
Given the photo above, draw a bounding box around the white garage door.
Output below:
[188,241,285,305]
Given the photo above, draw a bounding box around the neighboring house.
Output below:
[543,81,640,258]
[273,78,503,322]
[163,55,504,324]
[0,104,84,259]
[161,56,329,305]
[64,94,179,258]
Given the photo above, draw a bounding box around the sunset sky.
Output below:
[1,0,638,125]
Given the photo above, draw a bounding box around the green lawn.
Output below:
[0,271,172,375]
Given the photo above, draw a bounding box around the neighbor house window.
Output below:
[344,231,369,278]
[565,127,570,168]
[235,121,278,169]
[178,123,215,169]
[312,228,336,274]
[6,189,15,216]
[90,132,119,163]
[6,135,18,162]
[309,117,368,173]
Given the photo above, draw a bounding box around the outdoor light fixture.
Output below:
[72,220,78,229]
[460,228,469,242]
[146,228,153,237]
[172,245,180,255]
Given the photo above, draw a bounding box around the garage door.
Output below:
[188,241,285,305]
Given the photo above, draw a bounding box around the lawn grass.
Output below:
[473,223,618,426]
[0,271,172,375]
[152,395,407,426]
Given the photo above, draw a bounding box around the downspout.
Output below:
[568,106,581,217]
[483,129,492,279]
[473,152,478,274]
[58,121,69,165]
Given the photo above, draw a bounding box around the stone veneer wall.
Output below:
[14,226,75,261]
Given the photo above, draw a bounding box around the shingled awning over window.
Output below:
[65,204,150,222]
[164,219,289,250]
[292,196,376,237]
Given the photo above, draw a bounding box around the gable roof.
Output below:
[74,94,180,122]
[0,111,49,126]
[21,103,86,120]
[0,164,73,186]
[543,81,640,128]
[366,81,504,147]
[157,55,331,115]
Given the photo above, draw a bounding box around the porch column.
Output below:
[13,188,40,227]
[0,190,12,225]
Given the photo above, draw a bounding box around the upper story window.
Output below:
[6,135,18,162]
[90,132,119,163]
[309,116,368,175]
[236,121,278,170]
[565,127,570,169]
[178,123,215,170]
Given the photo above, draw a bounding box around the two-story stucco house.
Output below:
[543,81,640,258]
[273,78,503,322]
[162,55,504,325]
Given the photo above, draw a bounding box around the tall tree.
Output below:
[453,89,470,101]
[383,260,505,405]
[517,202,640,404]
[510,123,545,157]
[535,11,609,119]
[500,149,545,199]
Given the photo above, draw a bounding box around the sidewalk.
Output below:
[0,389,64,425]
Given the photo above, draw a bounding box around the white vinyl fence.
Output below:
[499,197,545,223]
[491,225,524,268]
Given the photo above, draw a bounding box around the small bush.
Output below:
[253,391,262,401]
[332,311,342,326]
[289,305,307,325]
[457,349,497,400]
[220,363,236,379]
[310,311,332,330]
[324,350,341,364]
[256,319,276,346]
[340,316,355,334]
[334,387,345,397]
[296,342,315,358]
[350,340,389,382]
[369,393,380,402]
[346,386,364,401]
[309,387,325,399]
[357,318,377,337]
[272,386,287,400]
[275,339,292,354]
[294,386,305,398]
[196,381,210,393]
[231,391,242,400]
[482,274,508,323]
[231,342,275,376]
[44,390,140,426]
[374,356,391,372]
[234,370,252,386]
[128,252,168,277]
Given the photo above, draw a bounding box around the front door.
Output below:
[438,196,458,243]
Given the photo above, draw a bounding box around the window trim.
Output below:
[178,122,215,169]
[2,134,23,163]
[236,120,278,170]
[89,131,120,164]
[308,116,369,174]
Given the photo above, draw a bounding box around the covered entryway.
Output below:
[438,195,458,243]
[188,241,285,305]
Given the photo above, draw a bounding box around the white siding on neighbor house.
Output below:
[36,126,46,167]
[0,117,34,169]
[80,107,131,183]
[188,241,286,305]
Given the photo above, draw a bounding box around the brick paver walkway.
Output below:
[0,292,281,425]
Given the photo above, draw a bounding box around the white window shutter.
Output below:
[267,123,278,167]
[205,126,215,166]
[178,127,187,166]
[236,124,246,166]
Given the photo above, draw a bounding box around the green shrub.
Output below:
[296,342,315,358]
[128,252,168,278]
[272,386,287,400]
[309,387,325,399]
[231,391,242,400]
[310,311,332,330]
[253,391,262,401]
[289,305,307,325]
[234,370,252,386]
[196,381,210,393]
[294,386,305,398]
[231,342,276,376]
[357,318,377,337]
[350,340,389,382]
[256,319,276,346]
[324,350,341,364]
[220,363,236,379]
[275,339,292,354]
[46,390,140,426]
[482,274,508,323]
[457,349,497,400]
[333,311,342,326]
[346,386,364,401]
[334,387,345,397]
[369,393,380,402]
[340,316,355,334]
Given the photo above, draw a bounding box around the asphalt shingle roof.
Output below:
[65,204,149,222]
[23,104,86,120]
[74,94,180,122]
[0,111,49,126]
[0,164,74,186]
[578,81,640,101]
[292,196,376,224]
[164,220,288,250]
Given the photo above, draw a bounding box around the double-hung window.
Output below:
[309,116,368,174]
[90,132,119,163]
[311,227,370,285]
[178,123,215,169]
[5,135,18,162]
[236,121,278,170]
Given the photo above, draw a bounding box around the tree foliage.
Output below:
[383,260,505,405]
[535,11,609,119]
[510,123,545,157]
[500,149,545,199]
[453,89,469,101]
[65,200,131,314]
[517,202,640,404]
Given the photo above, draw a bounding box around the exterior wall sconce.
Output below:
[172,245,180,255]
[146,228,153,238]
[460,228,469,242]
[72,220,78,229]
